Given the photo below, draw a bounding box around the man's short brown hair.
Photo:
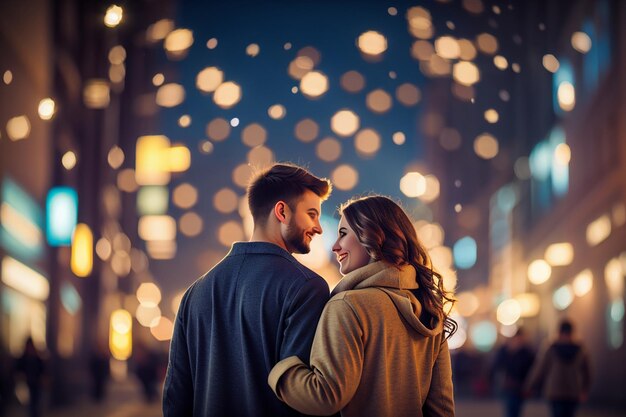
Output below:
[247,163,332,225]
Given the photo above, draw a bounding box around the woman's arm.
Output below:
[268,297,363,416]
[423,339,455,417]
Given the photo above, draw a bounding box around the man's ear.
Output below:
[273,201,289,224]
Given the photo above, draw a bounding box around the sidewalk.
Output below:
[456,398,625,417]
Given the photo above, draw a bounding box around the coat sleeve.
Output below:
[268,298,363,416]
[280,276,330,361]
[423,339,455,417]
[162,291,193,417]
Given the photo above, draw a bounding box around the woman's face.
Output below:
[332,215,372,275]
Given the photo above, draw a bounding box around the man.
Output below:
[525,319,591,417]
[490,328,535,417]
[163,163,332,417]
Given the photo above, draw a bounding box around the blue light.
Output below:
[46,187,78,246]
[61,281,82,315]
[0,178,44,261]
[453,236,477,270]
[549,127,569,197]
[529,141,552,181]
[496,184,518,213]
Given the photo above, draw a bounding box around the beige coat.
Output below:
[268,261,455,417]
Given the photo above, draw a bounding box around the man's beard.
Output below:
[284,219,310,254]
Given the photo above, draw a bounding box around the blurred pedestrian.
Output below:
[525,319,591,417]
[15,337,46,417]
[89,343,110,402]
[490,327,535,417]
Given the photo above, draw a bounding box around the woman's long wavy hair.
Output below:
[340,195,457,338]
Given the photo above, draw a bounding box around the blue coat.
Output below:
[163,241,330,417]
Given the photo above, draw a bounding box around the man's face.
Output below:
[282,189,323,254]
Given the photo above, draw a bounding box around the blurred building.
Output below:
[1,0,174,406]
[428,0,625,407]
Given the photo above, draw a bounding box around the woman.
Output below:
[268,195,457,417]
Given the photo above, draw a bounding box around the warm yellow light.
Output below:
[3,70,13,85]
[164,28,194,53]
[206,38,218,49]
[544,242,574,266]
[354,129,381,158]
[300,71,329,98]
[95,237,112,261]
[167,145,191,172]
[571,31,592,53]
[196,66,223,93]
[0,203,43,249]
[473,133,499,159]
[493,55,508,70]
[6,115,31,141]
[331,110,360,137]
[206,117,231,141]
[179,212,203,237]
[135,135,171,185]
[396,83,421,106]
[434,36,460,59]
[109,309,132,360]
[173,183,198,209]
[484,109,499,123]
[38,98,56,120]
[146,240,177,260]
[150,317,174,341]
[71,223,93,277]
[178,115,191,128]
[392,132,406,145]
[138,215,176,242]
[104,5,123,28]
[340,70,365,93]
[136,282,162,307]
[294,119,319,143]
[213,188,239,214]
[213,81,242,109]
[83,79,110,109]
[316,137,341,162]
[241,123,267,147]
[1,256,49,301]
[542,54,560,73]
[171,291,185,314]
[218,221,245,247]
[496,299,521,325]
[528,259,552,285]
[453,61,480,86]
[156,83,185,107]
[246,43,260,57]
[604,258,623,299]
[415,222,445,249]
[232,163,253,189]
[554,143,571,165]
[136,304,161,327]
[247,145,273,168]
[455,291,479,317]
[421,175,440,203]
[268,104,286,120]
[458,39,477,60]
[557,81,576,111]
[357,31,387,56]
[62,151,77,170]
[331,165,359,191]
[514,293,541,317]
[476,33,498,54]
[586,214,611,246]
[400,172,426,198]
[108,146,125,169]
[573,269,593,297]
[366,89,393,113]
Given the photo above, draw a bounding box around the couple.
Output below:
[163,163,457,417]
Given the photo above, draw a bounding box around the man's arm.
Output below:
[280,276,330,361]
[162,293,193,417]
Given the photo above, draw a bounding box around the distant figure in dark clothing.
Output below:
[491,328,535,417]
[16,337,45,417]
[89,345,110,402]
[526,319,591,417]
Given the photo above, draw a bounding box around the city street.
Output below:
[4,377,624,417]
